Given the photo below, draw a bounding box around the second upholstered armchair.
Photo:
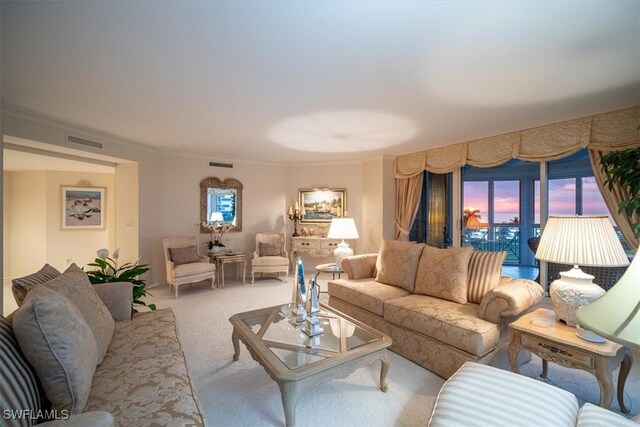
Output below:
[163,235,216,298]
[251,233,289,283]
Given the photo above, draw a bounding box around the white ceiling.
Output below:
[2,1,639,164]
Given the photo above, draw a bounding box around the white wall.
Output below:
[149,152,288,284]
[285,162,363,268]
[44,171,116,271]
[2,112,386,287]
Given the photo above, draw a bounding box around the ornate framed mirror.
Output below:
[200,177,243,233]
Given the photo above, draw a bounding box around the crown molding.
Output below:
[1,104,371,167]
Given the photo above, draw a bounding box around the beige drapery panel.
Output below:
[394,106,639,241]
[588,148,640,252]
[395,171,423,241]
[427,174,447,246]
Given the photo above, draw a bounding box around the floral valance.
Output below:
[395,106,640,178]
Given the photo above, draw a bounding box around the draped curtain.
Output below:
[588,149,639,252]
[394,106,640,242]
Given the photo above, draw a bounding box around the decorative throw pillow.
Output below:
[374,240,425,292]
[259,242,283,257]
[11,264,61,306]
[0,316,45,427]
[414,246,473,304]
[12,288,98,414]
[169,246,201,266]
[40,264,114,364]
[467,251,507,304]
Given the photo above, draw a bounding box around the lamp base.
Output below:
[550,266,605,327]
[333,240,353,268]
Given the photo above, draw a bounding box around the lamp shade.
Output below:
[328,218,359,240]
[535,216,629,267]
[576,253,640,349]
[209,212,224,222]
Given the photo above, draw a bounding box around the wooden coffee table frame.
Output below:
[229,303,391,426]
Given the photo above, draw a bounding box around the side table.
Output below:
[315,263,343,280]
[208,252,247,288]
[508,308,633,413]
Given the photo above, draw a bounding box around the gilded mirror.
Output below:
[200,177,243,233]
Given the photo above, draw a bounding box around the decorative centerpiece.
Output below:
[290,258,307,325]
[304,273,323,337]
[201,213,232,254]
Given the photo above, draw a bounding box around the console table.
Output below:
[290,237,353,272]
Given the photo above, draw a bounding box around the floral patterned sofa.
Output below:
[2,264,206,426]
[328,240,544,379]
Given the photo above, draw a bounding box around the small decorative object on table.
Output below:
[287,203,305,237]
[201,213,232,254]
[305,273,323,337]
[290,258,307,325]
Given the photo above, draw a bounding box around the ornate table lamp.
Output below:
[535,215,629,328]
[327,218,359,267]
[577,253,639,349]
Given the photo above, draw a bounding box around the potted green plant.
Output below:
[86,248,156,313]
[600,145,640,239]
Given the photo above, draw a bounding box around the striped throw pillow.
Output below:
[0,316,46,427]
[428,362,579,427]
[11,264,61,307]
[576,403,637,426]
[467,251,506,304]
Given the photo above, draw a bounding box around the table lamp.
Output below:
[577,253,639,349]
[209,211,224,224]
[327,218,359,267]
[535,215,629,328]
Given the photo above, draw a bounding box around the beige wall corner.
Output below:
[115,162,139,265]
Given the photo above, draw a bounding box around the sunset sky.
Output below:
[464,177,610,223]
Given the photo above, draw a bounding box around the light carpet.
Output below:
[147,276,640,426]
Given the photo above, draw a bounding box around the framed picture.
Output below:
[61,186,106,229]
[299,188,346,223]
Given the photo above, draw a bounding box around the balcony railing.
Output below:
[462,226,521,265]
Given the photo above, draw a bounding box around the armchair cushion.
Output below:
[11,263,61,306]
[259,242,283,257]
[478,278,544,324]
[467,251,507,303]
[375,240,425,292]
[13,289,98,414]
[40,264,114,364]
[169,246,201,266]
[342,253,378,280]
[414,246,472,304]
[252,256,288,267]
[174,262,216,278]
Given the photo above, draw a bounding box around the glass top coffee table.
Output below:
[229,303,391,426]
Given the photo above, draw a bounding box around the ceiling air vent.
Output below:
[209,161,233,168]
[67,135,103,149]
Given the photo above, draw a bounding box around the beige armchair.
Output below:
[251,233,289,283]
[163,235,216,298]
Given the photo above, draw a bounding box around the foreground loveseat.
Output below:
[2,264,206,426]
[429,362,639,426]
[328,240,544,379]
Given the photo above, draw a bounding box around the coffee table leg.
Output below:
[278,381,301,427]
[232,330,240,361]
[379,351,389,392]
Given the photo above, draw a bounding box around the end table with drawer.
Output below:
[508,308,633,413]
